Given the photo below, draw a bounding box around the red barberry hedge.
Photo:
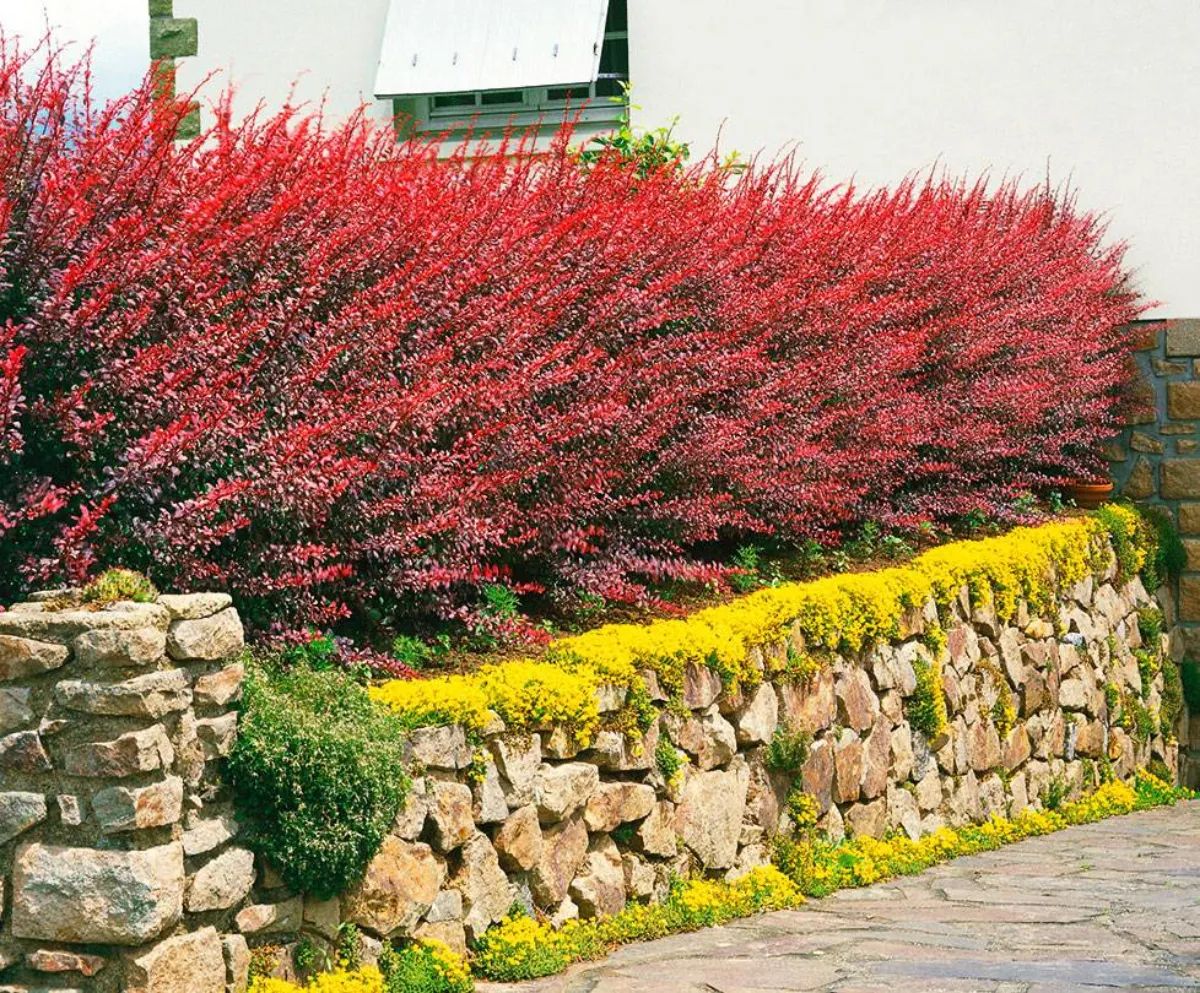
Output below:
[0,44,1143,628]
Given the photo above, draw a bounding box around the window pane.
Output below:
[480,89,527,106]
[595,77,625,98]
[547,86,590,102]
[605,0,628,33]
[598,36,629,77]
[432,93,477,109]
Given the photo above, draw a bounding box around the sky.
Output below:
[1,0,148,104]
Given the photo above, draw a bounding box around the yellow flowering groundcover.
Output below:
[371,507,1154,738]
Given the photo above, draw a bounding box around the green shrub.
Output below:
[80,567,158,606]
[392,634,434,670]
[1139,504,1187,590]
[1161,657,1184,737]
[1042,775,1069,811]
[654,739,684,785]
[279,633,341,671]
[906,656,949,740]
[764,727,810,775]
[227,660,411,899]
[729,545,762,594]
[1137,606,1164,646]
[1182,658,1200,713]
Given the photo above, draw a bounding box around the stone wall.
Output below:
[248,563,1181,979]
[0,592,247,992]
[0,565,1183,990]
[1112,319,1200,632]
[1109,316,1200,782]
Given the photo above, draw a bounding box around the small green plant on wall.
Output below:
[226,657,411,899]
[906,655,949,741]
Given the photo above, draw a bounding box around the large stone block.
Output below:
[678,759,750,869]
[0,790,47,844]
[0,729,52,771]
[534,762,599,822]
[494,804,543,872]
[1180,576,1200,622]
[778,667,836,733]
[532,813,589,905]
[193,662,245,707]
[1179,503,1200,535]
[340,836,443,936]
[427,780,475,852]
[0,634,69,680]
[185,846,255,912]
[0,686,33,733]
[452,832,514,941]
[569,835,625,919]
[55,669,191,718]
[157,593,232,621]
[63,724,175,778]
[409,724,472,770]
[0,602,168,644]
[583,781,656,833]
[166,607,244,662]
[92,776,184,833]
[1162,459,1200,498]
[1123,456,1156,499]
[835,667,880,731]
[124,926,226,993]
[234,897,303,936]
[12,841,184,944]
[74,626,167,667]
[1165,318,1200,356]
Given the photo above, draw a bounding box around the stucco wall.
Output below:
[176,1,1200,318]
[629,0,1200,319]
[174,0,394,127]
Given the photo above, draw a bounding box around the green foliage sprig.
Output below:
[227,659,411,899]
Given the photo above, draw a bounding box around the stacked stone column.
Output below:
[0,592,247,993]
[1109,317,1200,782]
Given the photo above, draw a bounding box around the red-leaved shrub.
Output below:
[0,42,1143,629]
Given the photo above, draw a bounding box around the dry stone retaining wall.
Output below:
[0,562,1184,990]
[0,593,248,993]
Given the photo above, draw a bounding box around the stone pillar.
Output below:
[1111,318,1200,653]
[148,0,201,139]
[0,591,248,992]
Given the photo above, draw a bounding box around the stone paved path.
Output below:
[482,802,1200,993]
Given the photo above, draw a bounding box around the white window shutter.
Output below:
[375,0,611,98]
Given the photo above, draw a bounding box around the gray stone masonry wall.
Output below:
[244,562,1181,983]
[1109,317,1200,783]
[0,592,247,993]
[0,558,1186,990]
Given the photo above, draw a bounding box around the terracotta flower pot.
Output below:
[1066,479,1114,509]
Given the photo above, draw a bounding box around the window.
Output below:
[378,0,629,136]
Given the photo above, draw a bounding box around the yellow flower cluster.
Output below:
[373,509,1148,737]
[472,865,802,982]
[248,966,385,993]
[775,770,1185,898]
[371,658,604,739]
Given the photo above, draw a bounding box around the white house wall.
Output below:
[174,0,394,127]
[176,0,1200,318]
